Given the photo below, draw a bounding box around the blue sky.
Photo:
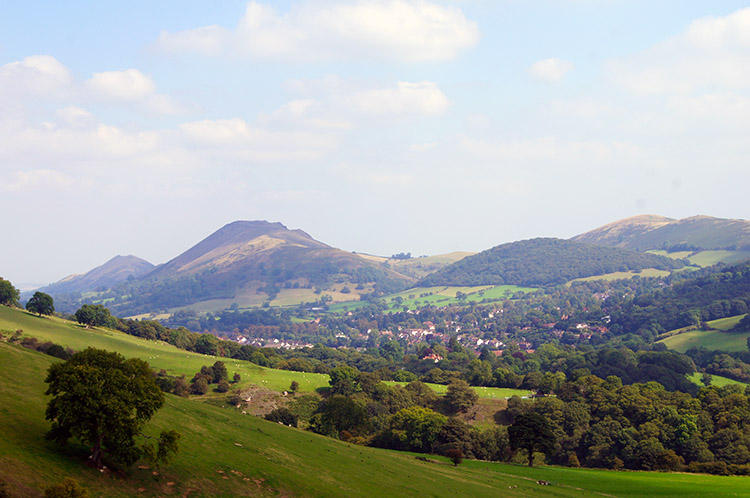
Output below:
[2,1,750,286]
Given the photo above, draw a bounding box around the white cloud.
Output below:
[0,55,72,99]
[608,7,750,94]
[262,79,450,130]
[348,81,450,116]
[529,58,574,83]
[0,169,75,193]
[86,69,156,100]
[458,135,635,167]
[156,0,479,62]
[178,118,339,161]
[56,106,97,129]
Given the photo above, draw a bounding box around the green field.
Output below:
[0,307,528,401]
[329,285,536,313]
[688,250,750,267]
[567,268,672,285]
[3,341,750,497]
[687,372,747,388]
[388,381,531,399]
[0,306,330,393]
[658,314,749,353]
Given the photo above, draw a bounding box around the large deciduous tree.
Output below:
[74,304,112,328]
[26,291,55,317]
[44,348,178,469]
[0,278,20,307]
[508,412,555,467]
[444,379,479,413]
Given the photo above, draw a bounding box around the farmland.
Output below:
[658,314,749,353]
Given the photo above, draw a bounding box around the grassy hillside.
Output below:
[574,215,750,253]
[648,249,750,268]
[328,284,536,313]
[3,341,750,497]
[0,306,528,400]
[687,372,747,388]
[658,314,749,353]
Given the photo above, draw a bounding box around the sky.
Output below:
[2,1,750,287]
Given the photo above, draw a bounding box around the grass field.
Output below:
[329,284,537,313]
[658,314,749,353]
[687,372,747,388]
[687,250,750,267]
[0,307,529,401]
[3,341,750,497]
[567,268,672,285]
[0,306,330,393]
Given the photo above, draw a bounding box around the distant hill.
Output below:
[573,215,750,252]
[105,221,413,316]
[418,238,684,287]
[613,261,750,336]
[40,255,154,295]
[356,252,474,280]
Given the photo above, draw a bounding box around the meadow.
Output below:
[329,284,536,313]
[658,314,749,353]
[0,306,529,400]
[3,341,750,497]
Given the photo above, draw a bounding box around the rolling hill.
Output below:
[418,238,683,287]
[2,308,748,497]
[573,215,750,252]
[38,255,155,295]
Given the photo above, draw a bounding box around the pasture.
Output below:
[3,341,750,497]
[658,314,749,353]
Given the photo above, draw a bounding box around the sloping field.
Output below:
[0,307,528,399]
[3,341,750,497]
[658,314,749,353]
[567,268,671,285]
[0,306,329,393]
[687,372,747,388]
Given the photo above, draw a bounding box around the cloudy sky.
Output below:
[2,1,750,287]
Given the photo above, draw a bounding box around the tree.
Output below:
[74,304,112,328]
[290,380,300,394]
[388,406,447,452]
[444,380,479,413]
[210,360,228,383]
[44,348,176,469]
[444,448,464,466]
[329,365,360,395]
[26,291,55,317]
[508,412,555,467]
[0,278,19,307]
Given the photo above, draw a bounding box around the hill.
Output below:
[418,238,683,287]
[573,214,750,253]
[2,319,748,497]
[38,255,154,295]
[76,221,414,316]
[612,262,750,336]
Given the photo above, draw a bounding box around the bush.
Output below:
[44,477,90,498]
[216,379,230,393]
[190,377,209,395]
[265,407,298,427]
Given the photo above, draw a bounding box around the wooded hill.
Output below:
[418,238,683,287]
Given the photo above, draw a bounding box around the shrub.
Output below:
[265,407,298,427]
[44,478,89,498]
